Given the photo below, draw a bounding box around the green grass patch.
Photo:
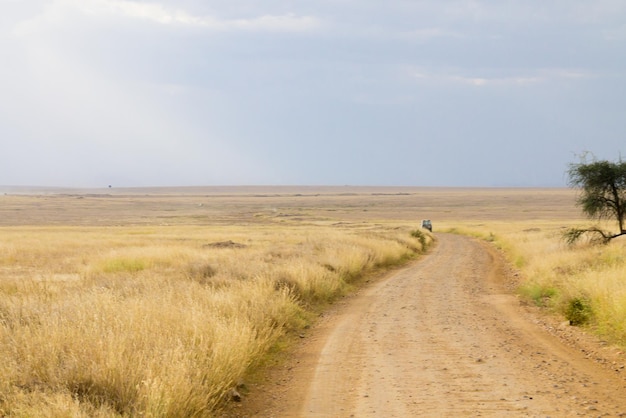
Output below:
[520,283,558,307]
[513,255,525,268]
[102,258,147,273]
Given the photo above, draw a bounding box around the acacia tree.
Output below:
[566,156,626,244]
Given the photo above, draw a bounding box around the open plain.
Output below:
[2,187,626,417]
[0,186,582,226]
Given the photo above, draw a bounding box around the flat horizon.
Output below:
[0,184,573,195]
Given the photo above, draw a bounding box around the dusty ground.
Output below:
[229,234,626,417]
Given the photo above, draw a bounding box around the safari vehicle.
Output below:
[421,219,432,232]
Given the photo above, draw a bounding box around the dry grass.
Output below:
[7,186,622,416]
[0,205,430,417]
[442,218,626,347]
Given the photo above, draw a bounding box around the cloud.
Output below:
[409,67,596,87]
[1,3,277,187]
[2,0,625,187]
[604,24,626,41]
[453,76,541,87]
[397,27,464,41]
[76,0,321,31]
[564,0,626,24]
[438,0,626,24]
[12,0,321,37]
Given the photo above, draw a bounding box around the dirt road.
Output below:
[234,234,626,417]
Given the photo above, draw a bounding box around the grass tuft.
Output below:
[564,297,593,326]
[101,258,146,273]
[410,229,427,248]
[520,283,558,308]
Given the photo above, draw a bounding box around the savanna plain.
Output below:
[1,186,625,417]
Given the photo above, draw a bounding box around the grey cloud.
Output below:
[1,0,625,187]
[11,0,323,36]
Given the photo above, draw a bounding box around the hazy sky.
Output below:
[1,1,625,187]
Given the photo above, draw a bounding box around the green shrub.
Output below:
[410,230,427,248]
[565,297,593,326]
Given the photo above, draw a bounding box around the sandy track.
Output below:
[232,234,626,417]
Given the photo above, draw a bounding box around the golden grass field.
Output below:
[1,186,623,417]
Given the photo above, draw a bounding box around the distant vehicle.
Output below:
[421,219,432,232]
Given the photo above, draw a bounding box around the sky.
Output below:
[1,0,625,188]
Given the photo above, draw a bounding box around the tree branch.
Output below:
[563,227,622,245]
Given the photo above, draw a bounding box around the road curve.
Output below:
[233,234,626,417]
